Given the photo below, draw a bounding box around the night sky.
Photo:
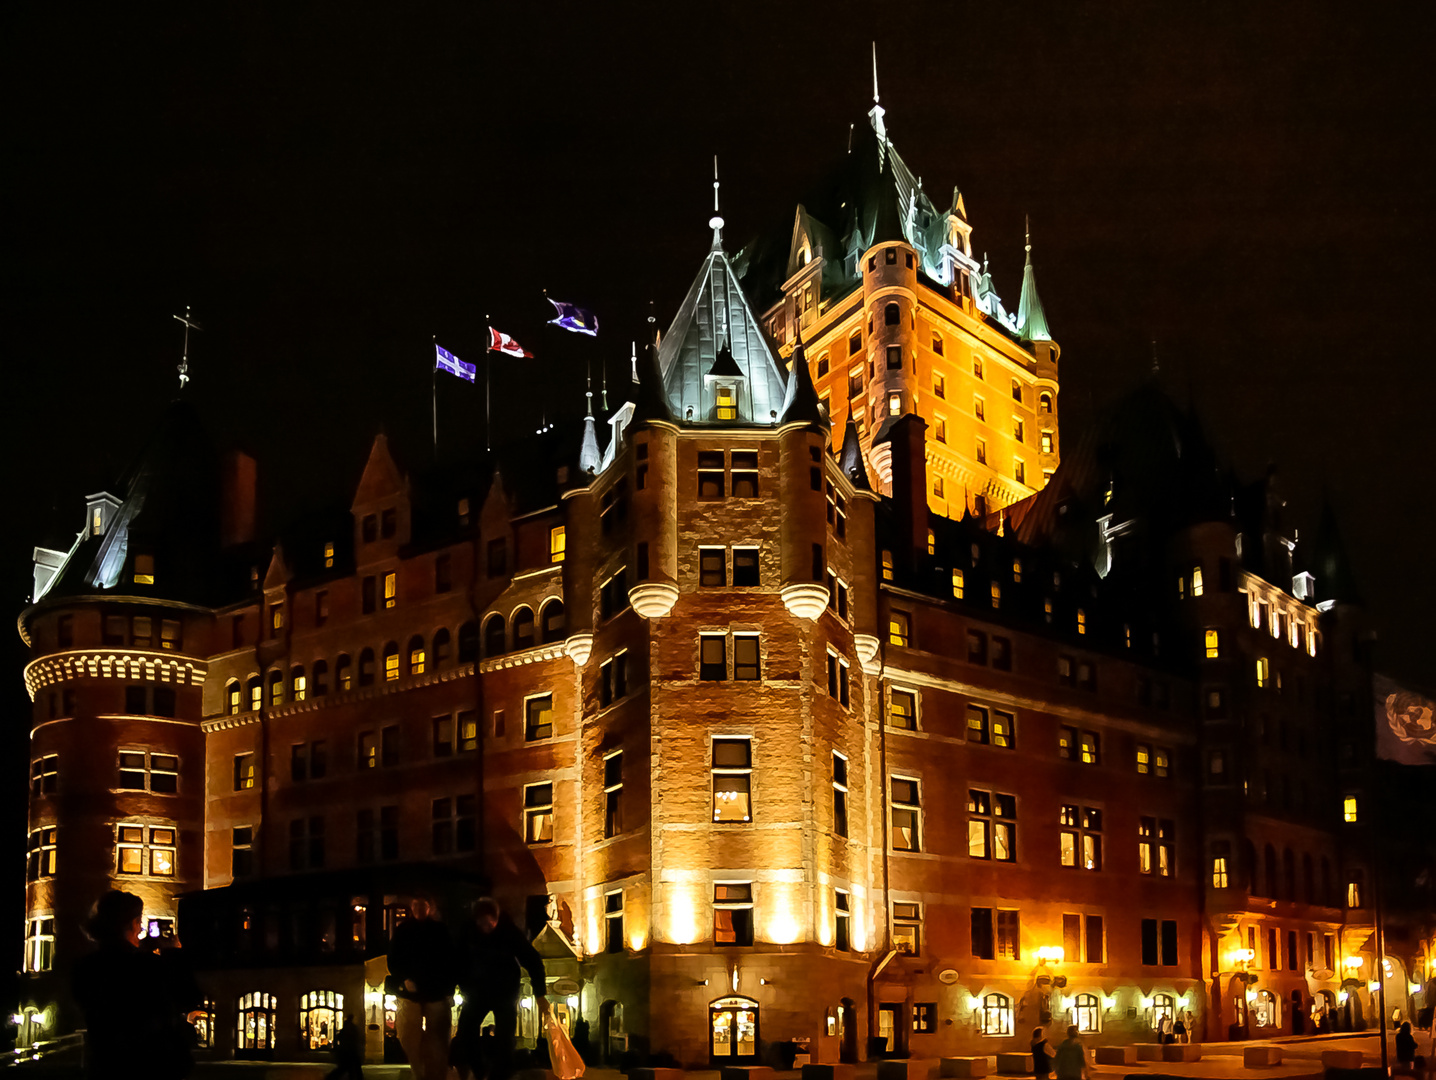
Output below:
[3,0,1434,997]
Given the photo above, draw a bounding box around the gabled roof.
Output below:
[657,241,789,425]
[352,432,407,509]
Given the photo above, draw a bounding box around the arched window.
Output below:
[290,665,306,702]
[1283,848,1296,901]
[483,614,506,658]
[981,993,1012,1036]
[1302,853,1315,903]
[1253,989,1278,1029]
[358,648,375,687]
[541,599,566,644]
[1011,378,1022,403]
[1039,391,1053,413]
[191,999,217,1048]
[247,675,262,712]
[884,302,900,326]
[336,654,352,692]
[382,642,400,682]
[236,992,276,1051]
[432,628,451,666]
[1264,844,1279,899]
[312,660,328,698]
[299,990,344,1049]
[408,635,426,676]
[1151,993,1175,1030]
[226,680,241,716]
[268,669,284,707]
[1073,993,1100,1034]
[459,621,479,663]
[513,607,536,650]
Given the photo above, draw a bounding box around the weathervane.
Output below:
[173,306,203,388]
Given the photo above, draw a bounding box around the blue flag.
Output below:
[435,343,476,383]
[547,299,599,337]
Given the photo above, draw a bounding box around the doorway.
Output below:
[876,1003,901,1057]
[1290,991,1305,1035]
[839,998,858,1064]
[710,996,760,1063]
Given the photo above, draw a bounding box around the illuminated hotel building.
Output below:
[16,101,1395,1063]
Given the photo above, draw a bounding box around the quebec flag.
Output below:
[434,343,476,383]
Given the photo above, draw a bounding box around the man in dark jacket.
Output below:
[71,890,202,1080]
[387,894,454,1080]
[452,898,549,1080]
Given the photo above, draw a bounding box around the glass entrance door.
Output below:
[709,998,760,1062]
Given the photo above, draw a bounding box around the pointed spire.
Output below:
[1016,216,1052,343]
[601,357,609,411]
[869,151,906,246]
[632,332,672,424]
[579,373,601,475]
[779,325,826,427]
[840,416,872,491]
[631,341,640,384]
[869,42,887,142]
[709,155,725,250]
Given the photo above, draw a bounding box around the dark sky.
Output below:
[2,3,1433,950]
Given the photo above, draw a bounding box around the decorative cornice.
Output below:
[24,650,208,701]
[479,643,567,673]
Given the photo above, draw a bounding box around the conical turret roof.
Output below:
[1016,224,1052,343]
[779,327,827,427]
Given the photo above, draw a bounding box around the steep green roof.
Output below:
[1016,227,1053,343]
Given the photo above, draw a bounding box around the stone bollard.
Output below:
[1134,1044,1164,1062]
[940,1059,990,1079]
[803,1066,857,1080]
[1161,1043,1202,1063]
[876,1061,929,1080]
[632,1070,687,1080]
[1243,1046,1283,1067]
[996,1053,1034,1075]
[1095,1047,1138,1066]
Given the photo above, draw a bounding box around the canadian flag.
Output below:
[488,328,533,358]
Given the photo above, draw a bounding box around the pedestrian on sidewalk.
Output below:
[1396,1020,1417,1067]
[388,893,455,1080]
[451,897,549,1080]
[1174,1010,1189,1044]
[327,1013,365,1080]
[1031,1027,1053,1080]
[1055,1025,1090,1080]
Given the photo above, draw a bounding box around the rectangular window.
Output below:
[699,634,727,680]
[967,705,991,744]
[432,716,453,757]
[1141,918,1159,966]
[733,547,759,586]
[358,731,378,769]
[714,883,754,946]
[31,755,58,795]
[1079,731,1100,765]
[117,824,176,877]
[432,795,477,855]
[832,753,848,838]
[891,777,921,852]
[362,575,376,614]
[699,547,726,587]
[731,451,758,497]
[996,909,1021,960]
[967,630,988,664]
[971,906,994,959]
[1084,914,1104,963]
[381,724,399,766]
[1138,817,1175,876]
[604,891,625,953]
[992,636,1012,671]
[23,917,55,973]
[549,526,566,563]
[600,653,628,707]
[893,902,921,956]
[952,568,965,598]
[604,751,624,838]
[1060,805,1102,870]
[26,828,57,881]
[233,753,255,790]
[524,782,554,844]
[525,694,554,741]
[458,710,478,752]
[383,571,397,610]
[487,538,507,577]
[976,438,987,464]
[835,889,851,951]
[889,610,911,647]
[599,567,629,620]
[697,450,725,499]
[968,789,1016,862]
[889,688,917,730]
[712,739,753,822]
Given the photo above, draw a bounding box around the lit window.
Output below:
[1205,629,1220,658]
[1137,744,1150,774]
[888,393,901,416]
[384,646,399,682]
[927,529,936,554]
[891,777,921,851]
[25,828,57,881]
[1138,817,1174,876]
[976,438,987,464]
[893,902,922,955]
[116,825,175,877]
[990,582,1001,609]
[882,550,894,582]
[974,396,986,421]
[409,641,425,675]
[952,568,964,598]
[934,372,946,398]
[933,477,945,498]
[549,526,566,563]
[1076,608,1086,634]
[291,667,306,701]
[889,610,911,647]
[233,753,255,790]
[974,356,984,379]
[1015,459,1026,485]
[981,993,1013,1037]
[133,554,155,585]
[716,386,737,421]
[383,572,397,609]
[1041,431,1053,453]
[936,418,947,443]
[1080,731,1100,765]
[968,789,1016,861]
[889,689,917,730]
[1212,844,1231,888]
[1013,417,1025,442]
[1012,558,1022,583]
[524,782,554,843]
[1343,795,1358,823]
[1256,657,1270,688]
[23,917,54,973]
[712,739,753,822]
[323,541,334,568]
[714,883,754,946]
[525,695,554,740]
[1191,566,1204,596]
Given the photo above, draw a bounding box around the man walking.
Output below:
[1054,1025,1090,1080]
[388,894,454,1080]
[453,898,550,1080]
[327,1013,365,1079]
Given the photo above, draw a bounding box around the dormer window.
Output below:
[361,515,377,544]
[716,385,737,422]
[798,245,811,266]
[133,555,155,586]
[92,507,103,535]
[381,509,397,539]
[458,497,471,526]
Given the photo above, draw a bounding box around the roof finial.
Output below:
[601,354,608,411]
[1151,338,1160,375]
[709,155,724,247]
[631,341,640,384]
[173,305,202,389]
[869,42,887,142]
[1025,214,1032,256]
[586,358,593,416]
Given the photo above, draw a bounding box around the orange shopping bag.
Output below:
[546,1014,586,1080]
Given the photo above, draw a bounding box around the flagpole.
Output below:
[431,335,439,460]
[484,315,492,453]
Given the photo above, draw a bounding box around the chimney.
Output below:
[220,450,258,548]
[885,414,929,568]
